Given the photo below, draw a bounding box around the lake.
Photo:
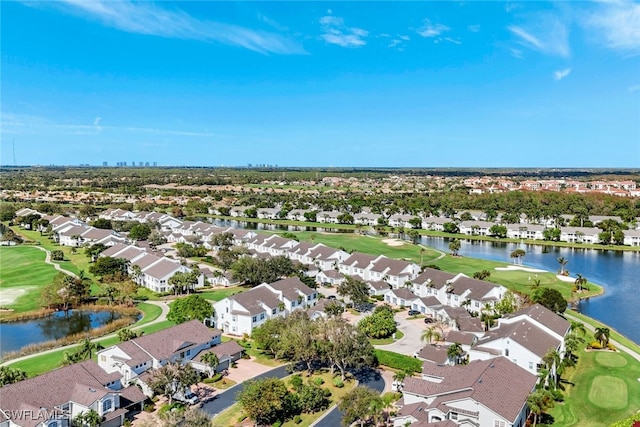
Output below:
[0,309,130,357]
[210,218,640,344]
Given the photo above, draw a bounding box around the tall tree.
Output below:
[337,276,370,307]
[338,386,381,427]
[322,318,375,381]
[237,378,295,426]
[167,294,214,324]
[0,366,27,386]
[200,351,220,376]
[527,389,555,427]
[421,326,442,344]
[557,257,568,275]
[448,239,461,256]
[594,327,610,347]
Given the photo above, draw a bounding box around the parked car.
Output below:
[408,309,420,316]
[424,317,435,324]
[174,390,200,405]
[327,295,337,300]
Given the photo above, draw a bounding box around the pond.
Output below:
[0,309,136,357]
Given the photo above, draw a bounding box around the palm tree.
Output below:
[574,273,588,291]
[421,326,442,344]
[557,257,568,275]
[510,249,526,265]
[75,338,103,361]
[527,389,555,427]
[200,351,220,377]
[448,239,461,256]
[529,278,541,290]
[569,320,587,337]
[419,247,425,266]
[447,343,464,365]
[594,327,610,347]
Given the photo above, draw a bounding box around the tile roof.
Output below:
[142,258,183,279]
[125,320,220,361]
[416,345,449,364]
[342,252,377,268]
[230,286,282,315]
[412,268,456,287]
[477,318,561,357]
[508,303,570,337]
[403,357,536,422]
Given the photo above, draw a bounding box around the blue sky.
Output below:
[1,1,639,167]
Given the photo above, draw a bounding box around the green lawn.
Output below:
[197,287,243,302]
[0,246,61,313]
[134,302,163,326]
[290,231,442,265]
[289,232,601,302]
[549,348,640,426]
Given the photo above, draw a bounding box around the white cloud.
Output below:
[467,24,481,33]
[510,48,524,58]
[417,19,450,38]
[629,84,640,93]
[36,0,304,55]
[444,37,461,45]
[508,16,570,57]
[319,15,368,48]
[553,68,572,80]
[583,1,640,56]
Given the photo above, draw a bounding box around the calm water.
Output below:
[0,310,128,356]
[212,219,640,344]
[416,236,640,344]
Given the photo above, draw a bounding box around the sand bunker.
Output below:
[494,265,546,273]
[556,274,576,283]
[382,239,405,247]
[0,287,32,306]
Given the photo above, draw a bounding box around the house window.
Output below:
[272,308,277,315]
[186,350,191,356]
[505,349,509,357]
[529,362,534,370]
[494,420,506,427]
[102,399,113,413]
[450,412,458,420]
[291,301,296,307]
[232,315,237,322]
[180,352,185,359]
[48,422,59,427]
[252,316,257,322]
[100,355,106,362]
[260,313,265,320]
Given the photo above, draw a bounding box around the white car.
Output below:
[174,390,200,405]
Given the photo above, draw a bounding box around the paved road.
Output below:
[565,312,640,362]
[313,368,386,427]
[202,365,289,418]
[376,311,425,356]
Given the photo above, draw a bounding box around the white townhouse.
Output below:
[286,241,318,264]
[458,220,496,236]
[506,224,546,240]
[559,226,601,244]
[624,229,640,246]
[395,357,536,427]
[353,212,381,226]
[257,207,281,219]
[421,216,450,231]
[211,277,318,336]
[97,321,221,394]
[315,269,346,286]
[412,268,506,315]
[306,245,350,271]
[0,360,146,427]
[57,225,119,247]
[388,214,417,228]
[316,211,341,224]
[286,209,308,221]
[98,208,137,222]
[338,252,379,278]
[338,252,419,286]
[259,235,298,257]
[469,304,570,376]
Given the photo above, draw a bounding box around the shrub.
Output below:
[143,404,155,412]
[375,349,422,374]
[290,375,303,391]
[294,415,302,424]
[551,389,564,402]
[607,343,617,351]
[588,341,603,349]
[371,295,385,301]
[323,388,332,398]
[312,377,324,386]
[272,421,282,427]
[237,415,247,423]
[333,379,344,388]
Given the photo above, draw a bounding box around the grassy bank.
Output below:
[549,346,640,426]
[289,232,602,302]
[0,246,61,313]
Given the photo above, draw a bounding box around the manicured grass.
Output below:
[290,231,442,265]
[565,311,640,355]
[0,246,60,313]
[197,287,242,301]
[548,347,640,426]
[370,330,404,345]
[5,319,176,377]
[133,302,163,326]
[375,349,422,374]
[289,232,601,302]
[213,370,357,427]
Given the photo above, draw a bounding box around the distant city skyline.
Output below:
[1,1,639,167]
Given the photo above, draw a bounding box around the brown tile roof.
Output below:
[230,286,282,315]
[390,288,418,301]
[208,341,244,359]
[0,361,117,427]
[412,268,456,287]
[142,258,183,279]
[444,331,477,346]
[448,276,500,300]
[508,303,570,337]
[127,320,220,361]
[112,245,146,261]
[416,345,449,364]
[81,227,114,240]
[403,357,537,423]
[320,269,344,279]
[131,253,162,269]
[268,277,315,299]
[476,319,561,357]
[457,316,484,333]
[342,252,377,268]
[115,340,153,367]
[101,243,130,257]
[369,257,414,276]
